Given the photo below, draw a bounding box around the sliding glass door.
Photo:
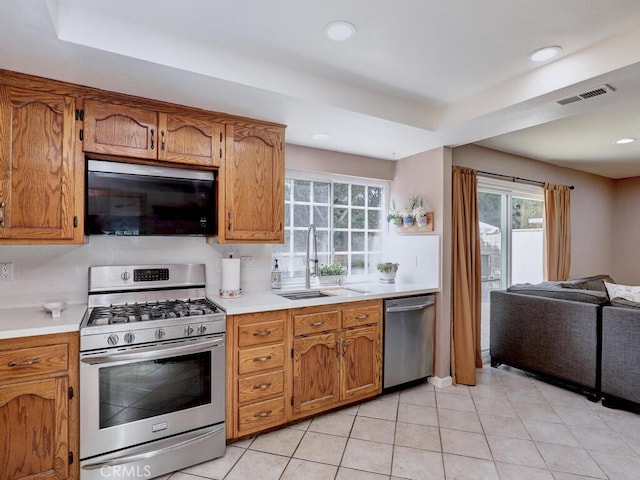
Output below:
[478,179,544,354]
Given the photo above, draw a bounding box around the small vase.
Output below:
[402,216,414,227]
[391,217,403,227]
[416,214,428,228]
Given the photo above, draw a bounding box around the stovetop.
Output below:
[88,298,221,326]
[80,264,226,352]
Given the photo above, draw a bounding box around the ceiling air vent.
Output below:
[557,84,616,106]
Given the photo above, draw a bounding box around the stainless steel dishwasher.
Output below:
[383,294,435,390]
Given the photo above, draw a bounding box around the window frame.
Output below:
[273,169,389,287]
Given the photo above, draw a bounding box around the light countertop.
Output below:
[0,282,438,339]
[212,282,439,315]
[0,303,87,340]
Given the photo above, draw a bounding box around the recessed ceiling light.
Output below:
[324,21,356,42]
[310,132,329,140]
[529,45,562,62]
[615,138,637,144]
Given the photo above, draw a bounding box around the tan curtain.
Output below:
[451,166,482,386]
[543,183,571,281]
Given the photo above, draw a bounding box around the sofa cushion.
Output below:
[604,282,640,303]
[609,297,640,309]
[506,284,609,305]
[561,274,614,293]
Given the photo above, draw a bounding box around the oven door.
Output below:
[80,334,225,460]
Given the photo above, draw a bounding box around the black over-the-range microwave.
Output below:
[86,159,217,236]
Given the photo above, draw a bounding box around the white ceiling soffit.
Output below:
[3,0,636,177]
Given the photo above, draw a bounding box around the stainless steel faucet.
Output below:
[305,224,318,289]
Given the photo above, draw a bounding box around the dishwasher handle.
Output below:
[386,300,434,313]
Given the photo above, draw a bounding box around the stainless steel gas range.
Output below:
[78,264,226,480]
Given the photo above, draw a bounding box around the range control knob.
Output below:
[124,332,135,344]
[197,324,207,335]
[184,325,194,336]
[107,334,119,346]
[121,271,131,281]
[155,328,166,340]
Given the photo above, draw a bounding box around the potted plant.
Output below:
[413,205,429,227]
[377,262,399,283]
[318,262,347,285]
[386,198,403,226]
[400,208,414,227]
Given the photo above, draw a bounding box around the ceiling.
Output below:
[3,1,640,178]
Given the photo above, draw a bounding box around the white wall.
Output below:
[612,177,640,283]
[0,236,271,309]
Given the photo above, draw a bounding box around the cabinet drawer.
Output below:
[294,311,339,337]
[238,320,285,348]
[238,370,284,404]
[237,396,286,434]
[0,344,68,382]
[238,344,284,375]
[342,305,381,329]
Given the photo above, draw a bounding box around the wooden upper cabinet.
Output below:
[158,113,224,167]
[0,85,81,243]
[220,123,284,243]
[83,100,158,160]
[83,101,224,167]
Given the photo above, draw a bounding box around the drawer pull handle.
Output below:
[253,355,272,362]
[253,382,272,390]
[355,314,369,320]
[253,409,273,418]
[0,201,5,227]
[309,319,325,327]
[253,329,272,337]
[8,358,41,367]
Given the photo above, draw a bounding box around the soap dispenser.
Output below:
[271,259,282,290]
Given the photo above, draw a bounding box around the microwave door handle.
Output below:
[81,425,224,470]
[80,337,223,365]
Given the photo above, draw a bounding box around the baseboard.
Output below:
[429,376,452,388]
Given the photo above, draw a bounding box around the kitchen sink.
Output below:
[277,290,331,300]
[277,287,367,301]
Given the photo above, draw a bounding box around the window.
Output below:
[272,171,387,283]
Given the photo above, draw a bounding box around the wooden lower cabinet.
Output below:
[227,300,382,440]
[292,300,382,417]
[0,332,79,480]
[227,309,290,439]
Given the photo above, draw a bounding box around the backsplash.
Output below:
[0,237,272,309]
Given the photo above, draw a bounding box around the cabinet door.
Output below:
[292,333,340,416]
[0,86,79,242]
[220,124,284,243]
[0,376,69,480]
[83,100,158,159]
[157,113,224,167]
[341,325,382,402]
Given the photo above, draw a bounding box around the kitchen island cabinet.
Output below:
[0,331,79,480]
[0,85,83,244]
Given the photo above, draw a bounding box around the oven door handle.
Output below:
[80,337,223,365]
[81,425,225,470]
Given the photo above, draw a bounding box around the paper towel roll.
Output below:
[221,258,241,291]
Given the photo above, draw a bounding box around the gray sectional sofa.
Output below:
[490,274,640,408]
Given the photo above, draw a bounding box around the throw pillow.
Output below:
[604,282,640,303]
[561,274,614,292]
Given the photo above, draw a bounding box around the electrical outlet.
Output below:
[1,263,13,281]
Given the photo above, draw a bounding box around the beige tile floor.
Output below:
[160,365,640,479]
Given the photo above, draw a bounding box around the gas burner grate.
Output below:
[88,298,220,326]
